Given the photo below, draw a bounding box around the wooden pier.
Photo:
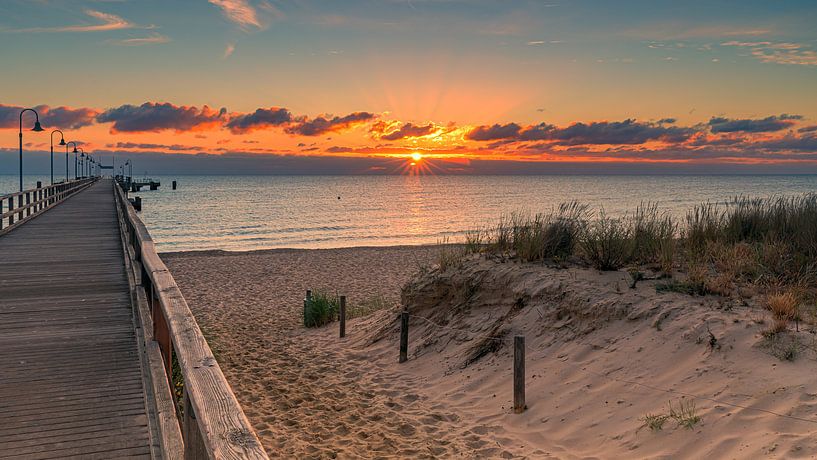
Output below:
[0,179,266,459]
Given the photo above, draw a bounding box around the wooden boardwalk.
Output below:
[0,179,155,459]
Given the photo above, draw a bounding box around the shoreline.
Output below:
[159,242,450,258]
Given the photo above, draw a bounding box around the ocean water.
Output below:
[2,174,816,252]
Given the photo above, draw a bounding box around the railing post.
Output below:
[35,182,41,212]
[183,391,208,459]
[8,197,13,225]
[17,195,23,221]
[25,192,30,217]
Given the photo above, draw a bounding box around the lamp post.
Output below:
[75,148,84,180]
[19,108,44,191]
[65,142,77,182]
[50,130,65,185]
[79,149,85,179]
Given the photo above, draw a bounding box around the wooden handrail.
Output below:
[0,178,98,235]
[113,182,268,459]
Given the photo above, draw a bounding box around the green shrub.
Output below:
[304,291,339,328]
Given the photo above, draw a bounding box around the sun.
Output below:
[411,152,423,162]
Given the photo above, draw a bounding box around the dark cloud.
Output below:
[468,119,693,144]
[226,107,292,133]
[465,123,522,141]
[0,104,98,130]
[798,125,817,133]
[326,146,354,153]
[657,118,677,124]
[708,114,802,134]
[116,142,201,151]
[379,122,438,140]
[97,102,227,132]
[285,112,376,136]
[548,119,694,145]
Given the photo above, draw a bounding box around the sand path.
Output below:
[163,247,510,458]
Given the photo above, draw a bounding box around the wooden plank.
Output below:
[0,179,152,460]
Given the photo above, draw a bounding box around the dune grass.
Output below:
[434,194,817,307]
[303,290,340,328]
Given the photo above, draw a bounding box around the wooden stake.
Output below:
[399,311,409,363]
[514,335,526,413]
[339,295,346,338]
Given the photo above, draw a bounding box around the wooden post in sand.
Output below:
[514,335,526,413]
[399,311,409,363]
[339,295,346,338]
[303,290,312,326]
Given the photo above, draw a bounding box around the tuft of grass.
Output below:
[767,292,799,323]
[348,294,391,319]
[668,399,702,429]
[640,413,670,432]
[304,290,340,328]
[436,237,469,271]
[580,212,633,270]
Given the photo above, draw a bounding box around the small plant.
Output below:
[580,212,633,270]
[640,413,670,432]
[767,292,798,325]
[436,237,468,271]
[348,294,391,319]
[304,290,340,328]
[668,399,701,429]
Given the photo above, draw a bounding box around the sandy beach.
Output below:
[162,246,817,459]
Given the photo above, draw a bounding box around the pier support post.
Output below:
[172,180,177,190]
[399,311,409,363]
[514,335,526,413]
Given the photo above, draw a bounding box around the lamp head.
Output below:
[59,138,66,146]
[32,121,44,132]
[73,147,78,153]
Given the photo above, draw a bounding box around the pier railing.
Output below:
[113,182,268,459]
[0,178,97,235]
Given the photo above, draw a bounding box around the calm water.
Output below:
[2,175,816,252]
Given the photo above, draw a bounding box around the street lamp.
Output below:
[65,142,77,182]
[77,149,85,179]
[19,108,44,191]
[50,130,65,185]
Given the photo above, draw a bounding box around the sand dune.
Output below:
[163,247,817,459]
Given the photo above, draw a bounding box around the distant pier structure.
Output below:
[117,175,161,191]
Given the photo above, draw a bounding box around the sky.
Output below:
[1,0,816,174]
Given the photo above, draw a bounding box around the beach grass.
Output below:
[304,290,340,328]
[436,193,817,310]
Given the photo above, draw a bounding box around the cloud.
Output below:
[467,119,693,144]
[708,114,802,134]
[721,41,817,66]
[209,0,262,30]
[226,107,292,133]
[378,122,438,140]
[466,123,522,141]
[97,102,227,133]
[0,104,99,129]
[116,142,202,151]
[109,33,171,46]
[285,112,377,136]
[224,42,236,58]
[799,126,817,133]
[8,9,146,33]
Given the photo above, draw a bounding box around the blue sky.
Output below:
[1,0,816,173]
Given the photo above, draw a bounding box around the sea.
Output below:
[2,174,816,252]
